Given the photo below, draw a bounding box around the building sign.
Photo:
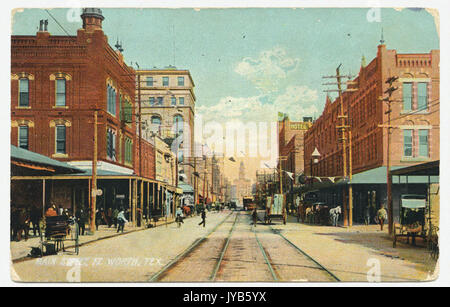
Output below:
[289,122,312,130]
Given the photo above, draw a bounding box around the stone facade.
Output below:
[136,69,196,185]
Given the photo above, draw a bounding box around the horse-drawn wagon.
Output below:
[393,194,427,248]
[264,194,286,224]
[39,215,79,256]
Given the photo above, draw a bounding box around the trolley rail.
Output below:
[266,223,340,282]
[151,211,340,282]
[252,227,278,281]
[209,213,240,280]
[149,212,235,281]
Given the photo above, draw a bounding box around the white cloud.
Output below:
[197,85,319,124]
[234,47,300,94]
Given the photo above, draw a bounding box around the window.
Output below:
[149,97,155,106]
[124,137,133,164]
[417,82,428,110]
[18,126,28,150]
[179,97,184,105]
[121,96,132,123]
[173,115,183,134]
[107,84,116,116]
[403,129,413,157]
[151,116,161,133]
[419,129,429,157]
[157,97,163,105]
[178,76,184,86]
[163,77,169,86]
[107,128,116,161]
[56,125,66,154]
[56,79,66,106]
[146,77,154,86]
[402,83,413,111]
[171,96,176,106]
[19,78,29,107]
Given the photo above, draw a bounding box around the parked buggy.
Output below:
[393,195,427,248]
[39,215,79,256]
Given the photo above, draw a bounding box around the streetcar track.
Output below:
[210,212,240,280]
[267,223,341,282]
[252,225,278,281]
[251,211,341,282]
[148,211,235,281]
[213,212,275,282]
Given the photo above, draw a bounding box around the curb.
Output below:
[11,218,178,264]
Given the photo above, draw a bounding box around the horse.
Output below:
[329,206,341,227]
[11,207,31,241]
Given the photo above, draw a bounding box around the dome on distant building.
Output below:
[81,8,105,20]
[80,8,105,32]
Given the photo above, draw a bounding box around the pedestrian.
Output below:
[29,205,41,237]
[377,204,388,231]
[117,208,128,233]
[76,208,87,236]
[364,205,371,225]
[176,206,184,227]
[252,208,257,227]
[58,205,64,216]
[112,207,119,228]
[106,207,113,228]
[95,208,103,231]
[198,210,206,227]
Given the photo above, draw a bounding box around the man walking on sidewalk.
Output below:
[377,204,388,231]
[198,210,206,228]
[117,208,128,233]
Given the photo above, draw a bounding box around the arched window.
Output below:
[173,115,183,134]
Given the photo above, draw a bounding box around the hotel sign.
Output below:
[289,122,311,130]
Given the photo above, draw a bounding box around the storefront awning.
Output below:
[178,183,194,193]
[11,145,85,175]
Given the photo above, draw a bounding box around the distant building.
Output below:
[233,162,252,200]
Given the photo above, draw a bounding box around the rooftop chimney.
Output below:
[81,8,104,32]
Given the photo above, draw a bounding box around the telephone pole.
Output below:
[90,110,99,233]
[380,74,399,235]
[323,64,358,226]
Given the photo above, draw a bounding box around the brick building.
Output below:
[10,8,176,228]
[278,116,312,206]
[303,43,439,225]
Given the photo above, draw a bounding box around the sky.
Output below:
[11,7,439,181]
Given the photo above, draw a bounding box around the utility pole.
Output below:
[380,74,399,235]
[90,110,98,233]
[323,64,358,226]
[138,73,142,177]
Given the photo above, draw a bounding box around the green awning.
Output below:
[178,183,194,193]
[11,145,84,174]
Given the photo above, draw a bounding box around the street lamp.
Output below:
[310,147,321,186]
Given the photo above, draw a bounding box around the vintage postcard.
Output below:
[8,3,442,284]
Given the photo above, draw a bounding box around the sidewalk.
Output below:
[278,215,439,282]
[10,217,176,262]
